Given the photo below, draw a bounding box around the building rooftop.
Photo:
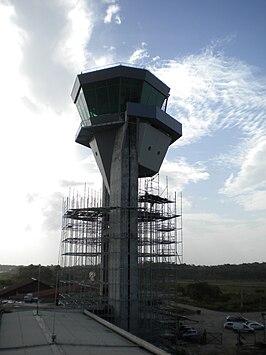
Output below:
[0,307,169,355]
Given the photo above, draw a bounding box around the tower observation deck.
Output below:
[70,64,182,335]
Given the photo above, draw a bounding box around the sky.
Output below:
[0,0,265,266]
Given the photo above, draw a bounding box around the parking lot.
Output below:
[175,303,266,354]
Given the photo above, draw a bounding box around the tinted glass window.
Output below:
[79,77,166,119]
[76,89,90,123]
[108,80,119,113]
[141,82,165,108]
[96,86,108,115]
[83,79,120,117]
[120,78,142,112]
[141,82,151,104]
[85,86,98,117]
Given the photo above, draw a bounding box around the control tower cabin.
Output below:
[71,65,182,334]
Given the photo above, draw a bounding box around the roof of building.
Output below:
[0,278,51,298]
[0,307,169,355]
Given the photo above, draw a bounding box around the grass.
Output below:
[174,280,266,312]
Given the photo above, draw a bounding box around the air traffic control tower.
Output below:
[71,64,182,334]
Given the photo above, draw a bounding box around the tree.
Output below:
[186,282,222,302]
[14,264,57,286]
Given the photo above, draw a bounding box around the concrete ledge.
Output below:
[126,102,182,143]
[83,309,169,355]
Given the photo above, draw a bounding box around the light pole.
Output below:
[262,312,266,343]
[36,264,41,315]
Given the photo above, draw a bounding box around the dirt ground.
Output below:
[174,303,266,354]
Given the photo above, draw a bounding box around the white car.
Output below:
[224,321,235,329]
[233,323,254,333]
[179,326,193,333]
[226,315,248,323]
[181,328,198,337]
[246,321,264,330]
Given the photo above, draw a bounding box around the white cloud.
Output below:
[220,138,266,210]
[0,3,27,98]
[160,158,209,192]
[149,51,266,148]
[8,0,96,113]
[0,1,100,265]
[184,213,266,264]
[138,158,209,204]
[104,3,121,24]
[114,15,121,25]
[129,42,150,64]
[221,139,266,196]
[55,0,95,72]
[237,191,266,211]
[140,48,266,211]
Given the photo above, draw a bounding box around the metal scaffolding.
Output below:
[59,177,183,350]
[137,175,183,348]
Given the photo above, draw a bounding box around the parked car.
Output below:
[1,299,14,304]
[224,321,235,329]
[181,328,198,337]
[233,323,254,333]
[246,321,264,330]
[226,315,248,323]
[179,325,194,333]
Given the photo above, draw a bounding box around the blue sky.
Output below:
[0,0,265,265]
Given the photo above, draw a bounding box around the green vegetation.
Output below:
[175,262,266,281]
[0,265,18,274]
[186,282,222,302]
[1,262,266,312]
[175,281,266,312]
[170,262,266,311]
[0,264,59,289]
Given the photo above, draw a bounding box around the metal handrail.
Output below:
[81,62,146,74]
